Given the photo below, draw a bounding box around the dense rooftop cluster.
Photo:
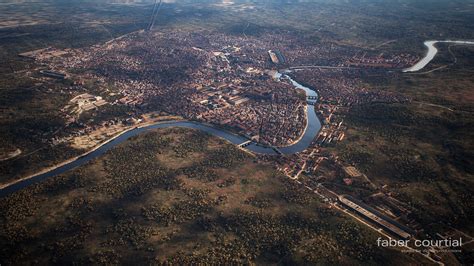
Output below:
[36,29,415,147]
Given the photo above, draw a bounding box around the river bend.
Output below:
[0,73,321,197]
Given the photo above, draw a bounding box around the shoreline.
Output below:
[403,40,474,72]
[0,72,323,196]
[278,72,320,149]
[0,116,187,191]
[279,104,308,149]
[0,110,318,195]
[0,125,137,191]
[0,119,262,193]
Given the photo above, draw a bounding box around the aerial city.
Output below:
[0,0,473,265]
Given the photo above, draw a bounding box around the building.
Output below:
[40,70,66,79]
[338,195,412,239]
[228,96,249,105]
[344,166,362,178]
[268,50,286,64]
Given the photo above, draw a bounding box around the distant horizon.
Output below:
[0,0,473,264]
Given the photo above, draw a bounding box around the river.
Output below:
[0,72,321,197]
[403,40,474,72]
[8,39,473,197]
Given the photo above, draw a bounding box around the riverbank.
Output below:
[0,148,21,162]
[403,40,474,72]
[0,72,323,197]
[0,115,184,191]
[267,70,319,149]
[279,104,308,149]
[0,124,137,191]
